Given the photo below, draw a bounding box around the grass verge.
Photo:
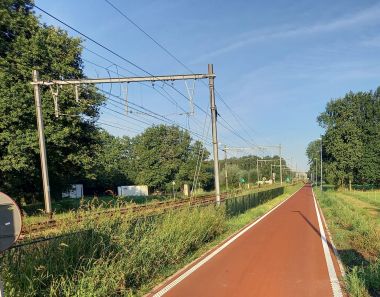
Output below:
[315,188,380,297]
[0,183,302,296]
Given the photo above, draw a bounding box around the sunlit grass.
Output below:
[315,188,380,296]
[1,183,302,296]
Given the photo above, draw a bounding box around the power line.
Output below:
[104,0,195,75]
[33,4,151,76]
[97,88,213,144]
[3,21,210,141]
[33,4,210,120]
[83,56,188,113]
[7,8,252,148]
[11,6,247,155]
[102,1,258,146]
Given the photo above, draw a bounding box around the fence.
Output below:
[352,184,380,191]
[225,186,285,217]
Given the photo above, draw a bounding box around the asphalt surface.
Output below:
[149,185,343,297]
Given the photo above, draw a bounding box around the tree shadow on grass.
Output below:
[291,210,370,267]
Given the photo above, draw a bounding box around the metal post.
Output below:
[224,145,228,192]
[208,64,220,204]
[256,158,259,183]
[320,137,323,192]
[33,70,52,217]
[0,277,3,297]
[314,158,318,186]
[172,181,176,200]
[271,165,273,182]
[279,144,283,185]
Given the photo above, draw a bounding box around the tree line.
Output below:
[0,1,292,203]
[219,155,290,188]
[306,88,380,188]
[0,1,214,202]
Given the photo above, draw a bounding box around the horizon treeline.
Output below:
[307,88,380,188]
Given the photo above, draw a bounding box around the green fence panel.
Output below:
[225,187,284,217]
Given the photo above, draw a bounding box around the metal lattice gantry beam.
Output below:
[31,64,221,215]
[223,144,283,185]
[30,73,215,86]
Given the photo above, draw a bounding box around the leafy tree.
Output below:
[176,140,213,191]
[219,154,289,187]
[132,125,212,192]
[84,131,133,194]
[316,89,380,188]
[306,139,321,181]
[0,0,104,202]
[220,164,246,187]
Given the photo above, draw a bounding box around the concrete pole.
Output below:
[224,145,228,192]
[33,70,52,217]
[208,64,220,205]
[320,137,323,192]
[279,144,283,185]
[271,165,273,182]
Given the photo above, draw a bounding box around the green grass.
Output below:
[22,194,170,216]
[22,183,288,226]
[0,183,302,296]
[315,187,380,296]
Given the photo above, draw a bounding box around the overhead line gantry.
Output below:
[31,64,221,216]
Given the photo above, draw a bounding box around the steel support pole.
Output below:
[33,70,52,217]
[279,144,283,185]
[208,64,220,205]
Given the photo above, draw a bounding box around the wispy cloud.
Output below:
[193,3,380,63]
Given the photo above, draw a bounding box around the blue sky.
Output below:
[36,0,380,171]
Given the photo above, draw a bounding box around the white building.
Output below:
[62,184,84,199]
[117,185,149,197]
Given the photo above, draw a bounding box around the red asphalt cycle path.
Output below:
[149,185,343,297]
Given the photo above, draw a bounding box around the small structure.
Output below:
[62,184,83,199]
[183,184,189,197]
[117,185,148,197]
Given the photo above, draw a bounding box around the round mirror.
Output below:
[0,192,22,252]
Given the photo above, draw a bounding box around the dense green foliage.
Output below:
[307,89,380,187]
[132,125,213,192]
[0,1,212,202]
[219,155,291,187]
[305,139,321,181]
[86,125,212,195]
[0,0,104,201]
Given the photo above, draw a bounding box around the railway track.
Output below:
[16,184,287,247]
[20,194,227,239]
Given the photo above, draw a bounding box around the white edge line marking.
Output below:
[153,186,304,297]
[312,188,343,297]
[316,198,346,276]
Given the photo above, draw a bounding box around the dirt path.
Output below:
[148,185,343,297]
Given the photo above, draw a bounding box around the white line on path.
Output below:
[312,188,343,297]
[152,186,303,297]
